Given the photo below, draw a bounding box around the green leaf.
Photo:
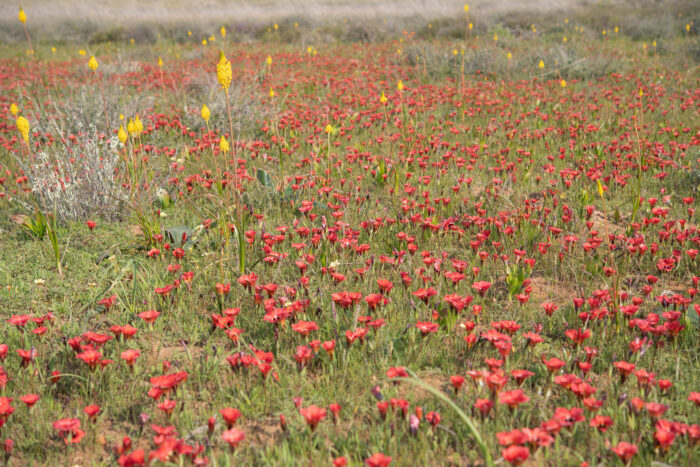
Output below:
[165,226,194,247]
[389,375,493,467]
[257,168,274,188]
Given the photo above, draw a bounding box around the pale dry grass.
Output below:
[1,0,585,24]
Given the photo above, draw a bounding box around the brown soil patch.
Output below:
[528,277,578,304]
[242,416,284,446]
[396,370,447,402]
[588,210,624,235]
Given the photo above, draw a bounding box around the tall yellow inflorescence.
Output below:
[217,51,232,91]
[16,116,30,144]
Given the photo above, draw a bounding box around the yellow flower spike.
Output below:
[596,179,604,199]
[560,79,567,88]
[538,60,545,69]
[209,35,215,42]
[135,115,143,134]
[201,104,210,122]
[325,124,333,134]
[565,18,569,24]
[88,55,98,72]
[294,22,298,28]
[118,125,128,144]
[453,49,458,56]
[220,26,226,38]
[274,24,278,30]
[16,116,30,143]
[266,55,272,66]
[507,52,512,60]
[686,24,691,32]
[130,38,134,45]
[158,56,163,68]
[217,50,232,90]
[19,7,27,24]
[464,4,468,13]
[469,23,473,30]
[307,46,313,55]
[397,80,404,91]
[563,36,568,43]
[188,30,192,36]
[79,49,86,56]
[614,26,619,34]
[638,88,643,97]
[119,114,125,120]
[220,135,230,153]
[51,47,56,53]
[493,34,498,41]
[379,92,388,104]
[10,103,19,116]
[127,119,135,135]
[202,39,207,46]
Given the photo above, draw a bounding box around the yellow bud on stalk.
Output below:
[16,116,30,143]
[118,125,128,144]
[10,103,19,116]
[19,7,27,24]
[220,135,230,153]
[134,115,143,134]
[217,51,232,90]
[88,55,98,72]
[325,124,333,134]
[397,80,404,91]
[201,104,210,122]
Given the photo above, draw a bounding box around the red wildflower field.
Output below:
[0,1,699,465]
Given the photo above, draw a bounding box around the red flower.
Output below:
[502,445,529,466]
[138,310,160,324]
[450,375,465,393]
[221,428,245,450]
[589,414,613,432]
[121,349,140,368]
[365,452,392,467]
[329,403,341,423]
[84,404,100,421]
[299,404,327,431]
[220,407,242,428]
[386,367,408,379]
[472,281,492,296]
[291,320,318,336]
[19,394,39,408]
[76,348,103,372]
[499,389,530,409]
[611,441,637,463]
[52,418,85,444]
[415,321,439,336]
[541,356,565,373]
[118,449,145,467]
